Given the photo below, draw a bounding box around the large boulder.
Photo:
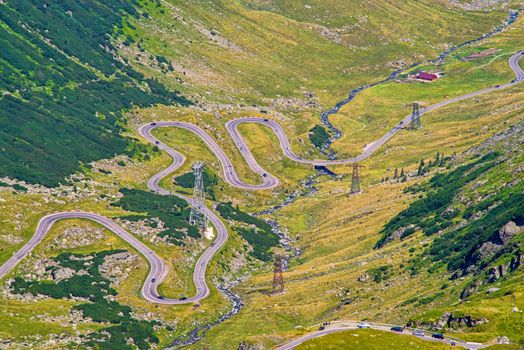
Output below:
[498,221,521,244]
[51,267,75,281]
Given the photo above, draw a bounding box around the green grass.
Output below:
[0,1,188,186]
[112,188,200,244]
[295,329,453,350]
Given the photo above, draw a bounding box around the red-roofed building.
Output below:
[416,72,438,81]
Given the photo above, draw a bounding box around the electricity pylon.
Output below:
[410,103,421,129]
[272,254,284,294]
[189,161,208,231]
[350,163,365,194]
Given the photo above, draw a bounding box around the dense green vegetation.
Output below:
[0,1,189,186]
[375,152,499,247]
[11,250,159,349]
[174,168,218,199]
[217,202,278,261]
[308,125,330,150]
[431,192,524,272]
[377,148,524,273]
[112,188,200,244]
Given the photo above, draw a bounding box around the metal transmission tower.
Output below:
[350,163,364,194]
[189,161,208,231]
[272,254,284,294]
[410,103,421,129]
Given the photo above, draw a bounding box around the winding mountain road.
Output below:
[0,51,522,310]
[273,321,486,350]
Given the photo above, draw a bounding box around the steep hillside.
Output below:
[119,0,508,107]
[0,0,188,186]
[0,1,523,349]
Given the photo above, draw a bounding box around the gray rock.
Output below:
[51,267,75,281]
[498,221,521,244]
[486,287,500,294]
[478,242,502,260]
[357,273,370,282]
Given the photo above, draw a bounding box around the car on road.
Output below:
[179,296,187,301]
[151,278,156,283]
[263,173,267,177]
[158,296,165,300]
[357,322,370,329]
[151,122,156,126]
[413,330,425,337]
[495,85,501,88]
[432,333,444,339]
[512,79,516,83]
[155,141,160,145]
[450,341,456,346]
[390,326,403,332]
[263,118,269,122]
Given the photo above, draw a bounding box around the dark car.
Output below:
[179,296,187,301]
[495,85,501,88]
[263,173,267,177]
[390,326,403,332]
[151,278,156,283]
[151,122,156,126]
[155,141,160,145]
[318,325,325,331]
[158,296,165,300]
[512,79,516,83]
[263,118,269,122]
[431,333,444,339]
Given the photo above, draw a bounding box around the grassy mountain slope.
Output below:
[0,1,523,349]
[119,0,507,106]
[194,124,523,349]
[0,0,188,186]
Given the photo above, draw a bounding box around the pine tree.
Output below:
[417,160,425,176]
[394,168,399,179]
[400,168,405,178]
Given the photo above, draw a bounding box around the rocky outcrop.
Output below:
[409,312,488,330]
[53,226,106,249]
[51,267,76,281]
[99,251,139,285]
[461,250,522,299]
[498,221,521,244]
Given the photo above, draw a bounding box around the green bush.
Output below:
[309,125,330,149]
[217,202,278,261]
[235,227,279,261]
[174,168,218,199]
[112,188,199,244]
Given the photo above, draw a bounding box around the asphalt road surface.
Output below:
[273,321,487,350]
[0,51,521,308]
